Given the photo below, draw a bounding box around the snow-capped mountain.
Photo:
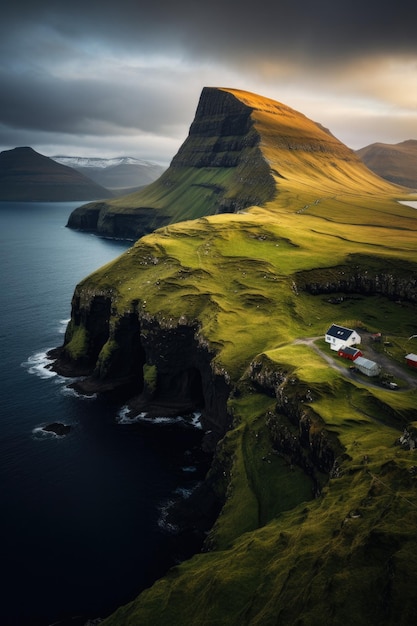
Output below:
[52,156,166,191]
[53,156,156,169]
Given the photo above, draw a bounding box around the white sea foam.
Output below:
[60,385,97,400]
[141,415,187,426]
[157,482,199,533]
[23,349,90,399]
[32,425,61,440]
[182,466,197,473]
[116,408,202,429]
[190,412,202,429]
[157,498,179,533]
[174,486,195,499]
[22,350,58,379]
[116,406,147,424]
[58,318,70,334]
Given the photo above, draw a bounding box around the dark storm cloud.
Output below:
[2,0,417,60]
[0,67,186,136]
[1,0,416,159]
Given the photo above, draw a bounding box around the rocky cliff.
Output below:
[295,255,417,303]
[51,287,232,445]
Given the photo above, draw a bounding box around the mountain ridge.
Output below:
[53,155,166,192]
[0,146,112,201]
[356,139,417,189]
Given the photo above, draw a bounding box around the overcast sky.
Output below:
[1,0,416,165]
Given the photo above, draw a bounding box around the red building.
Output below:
[405,353,417,369]
[338,346,362,361]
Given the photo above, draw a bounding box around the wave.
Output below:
[157,497,179,533]
[31,424,69,440]
[60,385,97,400]
[116,408,202,429]
[22,348,94,399]
[157,483,199,534]
[58,318,70,334]
[174,485,196,498]
[22,350,60,380]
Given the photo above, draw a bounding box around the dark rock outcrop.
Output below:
[67,204,170,239]
[295,256,417,303]
[42,422,71,436]
[249,356,341,496]
[51,298,232,445]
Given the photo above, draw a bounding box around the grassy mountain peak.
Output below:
[67,87,400,239]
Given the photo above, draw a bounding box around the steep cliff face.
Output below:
[66,87,276,238]
[249,356,340,496]
[52,290,232,443]
[295,255,417,302]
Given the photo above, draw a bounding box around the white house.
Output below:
[325,324,361,352]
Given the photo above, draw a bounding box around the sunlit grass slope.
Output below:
[69,87,412,239]
[65,89,417,625]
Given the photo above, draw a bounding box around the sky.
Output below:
[1,0,416,165]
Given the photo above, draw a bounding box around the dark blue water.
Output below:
[0,203,206,625]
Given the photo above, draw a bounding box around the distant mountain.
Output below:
[52,155,166,192]
[356,140,417,189]
[0,147,112,201]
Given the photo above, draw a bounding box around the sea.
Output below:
[0,202,208,626]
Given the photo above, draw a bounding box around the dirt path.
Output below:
[361,331,417,388]
[294,335,417,391]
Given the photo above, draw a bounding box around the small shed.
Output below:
[354,356,381,377]
[325,324,361,352]
[338,346,362,361]
[405,353,417,369]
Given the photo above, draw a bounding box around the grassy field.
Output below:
[62,88,417,624]
[88,190,417,624]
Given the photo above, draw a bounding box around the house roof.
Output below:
[338,346,361,356]
[326,324,357,340]
[355,356,379,370]
[405,353,417,362]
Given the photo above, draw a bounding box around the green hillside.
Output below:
[67,87,398,239]
[55,88,417,625]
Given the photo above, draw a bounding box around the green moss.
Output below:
[95,339,118,378]
[143,363,157,395]
[64,324,88,362]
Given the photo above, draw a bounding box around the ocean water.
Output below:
[0,202,207,625]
